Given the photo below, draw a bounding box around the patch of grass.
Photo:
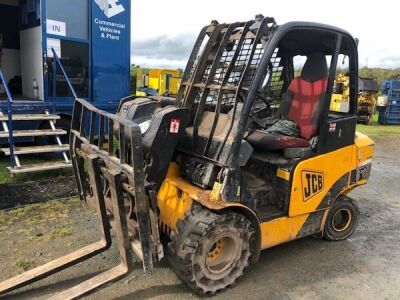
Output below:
[356,113,400,137]
[15,258,30,271]
[0,154,73,185]
[0,199,82,243]
[357,123,400,136]
[0,157,11,184]
[0,198,83,229]
[28,234,42,241]
[28,227,72,242]
[53,227,71,238]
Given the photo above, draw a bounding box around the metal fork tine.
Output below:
[49,167,133,300]
[0,155,112,298]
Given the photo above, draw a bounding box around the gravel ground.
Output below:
[0,134,399,300]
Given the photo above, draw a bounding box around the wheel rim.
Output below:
[332,208,352,232]
[205,235,237,274]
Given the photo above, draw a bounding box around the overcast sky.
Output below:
[131,0,399,69]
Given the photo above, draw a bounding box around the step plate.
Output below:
[1,145,69,155]
[8,162,72,174]
[0,114,61,121]
[0,129,67,138]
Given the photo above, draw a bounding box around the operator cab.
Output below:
[246,28,358,160]
[240,26,358,220]
[247,52,328,157]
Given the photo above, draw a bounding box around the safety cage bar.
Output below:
[177,15,278,161]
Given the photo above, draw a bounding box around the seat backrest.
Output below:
[280,53,328,140]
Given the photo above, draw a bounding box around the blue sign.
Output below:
[91,0,131,105]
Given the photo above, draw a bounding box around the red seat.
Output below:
[247,53,328,151]
[285,76,328,140]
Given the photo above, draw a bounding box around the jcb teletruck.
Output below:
[0,16,374,298]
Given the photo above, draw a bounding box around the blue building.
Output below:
[0,0,131,174]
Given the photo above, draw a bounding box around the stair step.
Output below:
[0,114,60,121]
[7,161,72,174]
[1,144,69,155]
[0,129,67,138]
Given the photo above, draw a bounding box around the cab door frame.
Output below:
[287,32,359,217]
[318,33,359,154]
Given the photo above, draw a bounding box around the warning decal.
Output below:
[170,119,180,133]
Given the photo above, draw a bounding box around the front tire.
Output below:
[323,195,360,241]
[168,206,253,295]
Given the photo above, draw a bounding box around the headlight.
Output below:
[357,159,372,181]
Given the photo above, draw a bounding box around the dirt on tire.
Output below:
[168,206,253,295]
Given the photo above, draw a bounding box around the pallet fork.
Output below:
[0,98,162,299]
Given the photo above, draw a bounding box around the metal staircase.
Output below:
[0,48,74,176]
[0,110,71,175]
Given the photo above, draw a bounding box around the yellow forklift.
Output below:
[0,16,374,298]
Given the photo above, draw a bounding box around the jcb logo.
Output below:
[302,171,324,201]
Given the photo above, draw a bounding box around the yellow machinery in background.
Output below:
[330,73,379,124]
[357,77,379,124]
[330,73,350,113]
[136,68,181,97]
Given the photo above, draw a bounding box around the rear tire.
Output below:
[323,195,360,241]
[168,206,253,295]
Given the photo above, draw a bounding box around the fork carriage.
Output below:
[0,98,162,299]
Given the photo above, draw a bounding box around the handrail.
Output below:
[51,48,78,107]
[0,69,15,168]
